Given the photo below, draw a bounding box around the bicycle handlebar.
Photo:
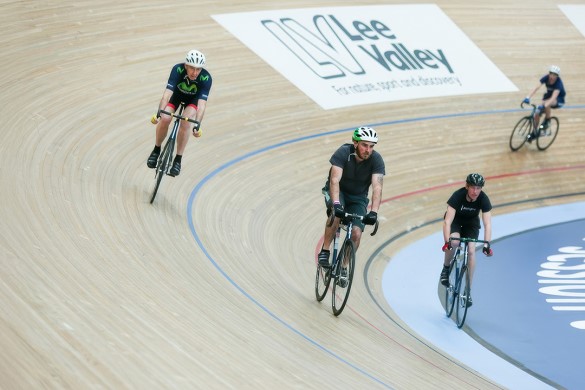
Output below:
[326,211,379,236]
[449,237,489,245]
[160,109,199,124]
[520,102,537,111]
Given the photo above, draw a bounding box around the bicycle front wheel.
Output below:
[315,263,332,302]
[509,116,532,151]
[150,138,174,204]
[444,260,457,318]
[332,240,356,316]
[537,117,559,151]
[455,266,471,328]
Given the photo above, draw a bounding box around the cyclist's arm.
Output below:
[194,98,207,124]
[481,210,492,244]
[443,205,456,243]
[369,173,383,212]
[328,165,343,203]
[526,82,542,100]
[157,89,173,113]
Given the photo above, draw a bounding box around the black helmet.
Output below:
[466,173,485,187]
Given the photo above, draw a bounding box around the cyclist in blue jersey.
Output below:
[522,65,566,133]
[147,49,212,176]
[440,173,493,306]
[318,127,385,270]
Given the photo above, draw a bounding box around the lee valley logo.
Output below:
[213,5,517,109]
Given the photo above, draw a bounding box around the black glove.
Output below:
[333,202,344,218]
[363,211,377,225]
[192,120,201,132]
[482,243,493,257]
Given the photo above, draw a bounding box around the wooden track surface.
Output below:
[2,0,584,388]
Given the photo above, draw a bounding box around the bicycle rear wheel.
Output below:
[444,259,457,318]
[332,240,356,316]
[150,138,174,204]
[509,116,532,151]
[455,266,471,328]
[315,263,332,302]
[537,117,559,151]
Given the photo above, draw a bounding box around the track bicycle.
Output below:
[315,210,378,316]
[444,237,489,328]
[509,102,559,152]
[149,104,199,204]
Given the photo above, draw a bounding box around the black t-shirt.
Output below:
[325,143,385,196]
[447,187,492,228]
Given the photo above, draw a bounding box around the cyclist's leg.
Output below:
[176,103,197,156]
[440,224,460,286]
[155,99,177,146]
[155,111,173,146]
[461,225,480,287]
[321,188,342,250]
[344,193,368,251]
[444,223,461,267]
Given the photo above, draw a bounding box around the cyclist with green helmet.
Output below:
[318,127,385,269]
[440,173,493,306]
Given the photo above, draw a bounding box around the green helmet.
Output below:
[352,126,378,143]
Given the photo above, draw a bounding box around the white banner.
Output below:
[559,5,585,38]
[213,5,517,109]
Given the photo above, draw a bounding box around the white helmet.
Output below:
[352,126,378,144]
[549,65,560,75]
[185,49,206,68]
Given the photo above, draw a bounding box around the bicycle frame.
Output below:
[509,102,559,152]
[445,236,488,328]
[329,212,378,277]
[149,104,199,204]
[314,209,378,316]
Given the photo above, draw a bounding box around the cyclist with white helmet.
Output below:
[522,65,566,133]
[147,49,212,176]
[317,127,385,269]
[440,173,493,306]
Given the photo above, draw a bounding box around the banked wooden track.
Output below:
[1,0,584,388]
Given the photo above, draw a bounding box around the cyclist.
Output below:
[522,65,566,135]
[317,127,385,275]
[439,173,493,306]
[146,49,213,176]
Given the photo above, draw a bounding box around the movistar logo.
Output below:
[200,75,209,81]
[177,67,185,74]
[178,82,198,93]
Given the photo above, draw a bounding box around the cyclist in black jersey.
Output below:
[440,173,493,306]
[318,127,385,269]
[146,49,213,176]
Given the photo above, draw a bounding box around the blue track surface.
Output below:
[383,202,585,389]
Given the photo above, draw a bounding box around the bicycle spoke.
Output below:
[509,117,532,151]
[332,240,356,316]
[149,133,175,203]
[455,266,470,328]
[536,117,559,150]
[315,264,332,302]
[445,259,457,318]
